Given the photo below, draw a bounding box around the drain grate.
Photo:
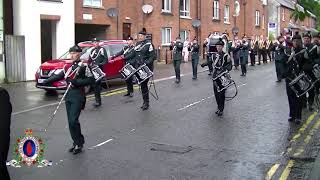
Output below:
[150,143,193,154]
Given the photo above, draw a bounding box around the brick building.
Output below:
[79,0,320,60]
[268,0,317,38]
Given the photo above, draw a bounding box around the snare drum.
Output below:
[212,70,235,92]
[289,73,313,97]
[120,63,136,80]
[91,64,106,82]
[312,64,320,81]
[134,64,153,84]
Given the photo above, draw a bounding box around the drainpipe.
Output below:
[243,0,247,35]
[178,0,181,36]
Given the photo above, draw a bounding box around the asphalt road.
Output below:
[5,62,313,180]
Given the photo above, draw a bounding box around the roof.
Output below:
[276,0,317,19]
[275,0,295,9]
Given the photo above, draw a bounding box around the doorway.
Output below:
[123,23,131,40]
[41,20,53,63]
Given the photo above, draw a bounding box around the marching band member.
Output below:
[249,36,258,66]
[283,32,305,124]
[189,37,200,80]
[271,35,287,82]
[303,32,316,111]
[170,36,184,83]
[312,32,320,65]
[45,45,95,154]
[239,35,249,76]
[266,39,274,61]
[89,39,108,107]
[112,36,136,97]
[204,34,214,75]
[258,35,267,64]
[134,29,156,110]
[230,36,241,69]
[212,38,232,116]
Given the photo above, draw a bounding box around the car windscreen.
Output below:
[58,47,93,60]
[104,44,127,57]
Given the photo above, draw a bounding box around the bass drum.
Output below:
[212,70,235,92]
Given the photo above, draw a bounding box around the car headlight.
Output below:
[36,68,41,74]
[54,69,64,75]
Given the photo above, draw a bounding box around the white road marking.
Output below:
[178,95,215,111]
[12,102,61,116]
[12,68,210,116]
[88,139,113,150]
[177,83,247,111]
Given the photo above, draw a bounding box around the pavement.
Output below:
[3,60,320,180]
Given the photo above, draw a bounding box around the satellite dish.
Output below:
[232,27,239,35]
[234,1,240,17]
[107,8,119,17]
[192,20,201,27]
[142,4,153,14]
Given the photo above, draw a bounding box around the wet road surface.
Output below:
[5,61,315,180]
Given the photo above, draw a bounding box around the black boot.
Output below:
[72,145,83,155]
[68,145,76,153]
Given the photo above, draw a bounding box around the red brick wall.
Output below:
[75,0,271,60]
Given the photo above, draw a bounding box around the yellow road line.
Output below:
[279,160,295,180]
[291,112,317,142]
[293,119,320,157]
[265,163,280,180]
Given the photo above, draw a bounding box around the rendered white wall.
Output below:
[13,0,74,81]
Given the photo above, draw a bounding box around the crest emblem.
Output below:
[6,129,52,167]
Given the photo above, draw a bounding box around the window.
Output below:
[282,8,285,21]
[162,0,171,12]
[213,1,219,20]
[180,0,190,17]
[83,0,102,7]
[179,30,189,42]
[161,28,172,45]
[255,10,260,26]
[224,5,230,23]
[262,15,265,29]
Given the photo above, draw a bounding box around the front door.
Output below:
[123,23,131,40]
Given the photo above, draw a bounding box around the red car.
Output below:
[35,40,127,91]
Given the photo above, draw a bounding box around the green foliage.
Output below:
[292,0,320,30]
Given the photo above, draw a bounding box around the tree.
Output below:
[291,0,320,30]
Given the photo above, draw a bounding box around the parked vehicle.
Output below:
[35,40,127,92]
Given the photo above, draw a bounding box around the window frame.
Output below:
[224,5,230,23]
[255,10,260,26]
[83,0,102,8]
[213,0,220,20]
[179,30,189,42]
[180,0,191,18]
[161,27,172,46]
[162,0,172,13]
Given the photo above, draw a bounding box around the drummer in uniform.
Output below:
[112,36,136,97]
[134,29,156,110]
[170,36,184,83]
[302,32,316,111]
[189,37,200,80]
[283,32,306,124]
[312,33,320,65]
[212,38,232,116]
[89,39,108,107]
